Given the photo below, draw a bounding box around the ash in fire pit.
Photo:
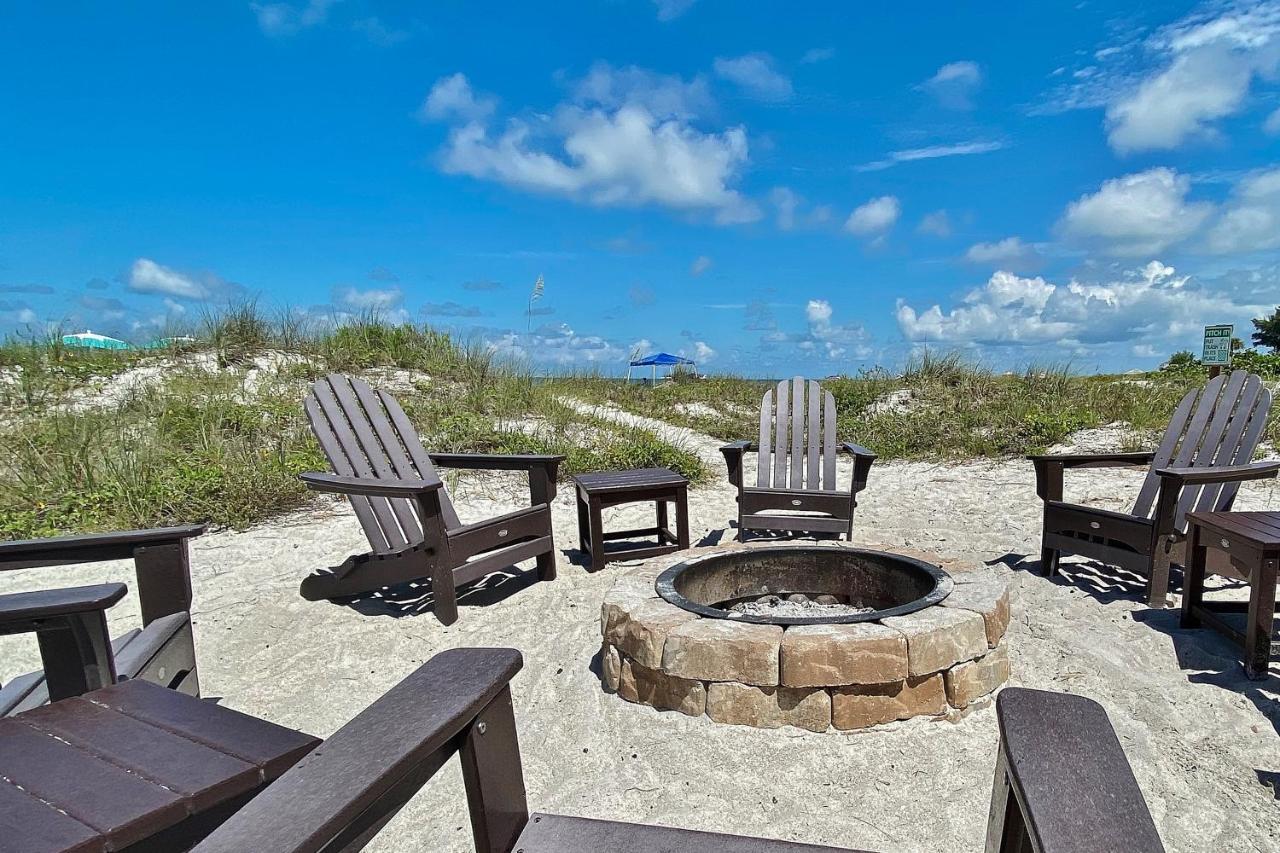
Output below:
[657,546,951,626]
[726,592,874,619]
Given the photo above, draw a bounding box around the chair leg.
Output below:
[1146,546,1173,609]
[1040,546,1059,577]
[429,547,459,625]
[535,548,556,583]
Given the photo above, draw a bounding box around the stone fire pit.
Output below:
[599,544,1012,732]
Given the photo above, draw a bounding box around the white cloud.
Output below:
[488,322,628,365]
[333,285,403,311]
[682,340,716,362]
[800,47,835,64]
[690,255,713,275]
[713,53,793,101]
[1057,167,1213,256]
[653,0,696,21]
[896,261,1273,352]
[420,73,496,123]
[429,73,759,224]
[844,196,900,237]
[917,210,952,238]
[1266,106,1280,134]
[1042,2,1280,152]
[856,140,1004,172]
[964,236,1042,270]
[801,299,869,359]
[770,186,800,230]
[128,258,213,300]
[1205,166,1280,253]
[920,60,983,109]
[572,63,712,120]
[250,0,340,36]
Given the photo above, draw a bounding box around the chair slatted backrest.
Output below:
[756,376,840,492]
[305,374,462,553]
[1130,370,1271,529]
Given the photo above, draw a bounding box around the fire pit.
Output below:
[601,544,1011,732]
[656,547,952,625]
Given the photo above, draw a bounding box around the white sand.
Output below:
[3,426,1279,851]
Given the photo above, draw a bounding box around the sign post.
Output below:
[1202,324,1233,378]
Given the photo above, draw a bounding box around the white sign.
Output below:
[1202,324,1233,366]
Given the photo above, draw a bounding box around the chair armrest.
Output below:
[840,442,875,494]
[993,687,1164,852]
[1026,451,1155,468]
[428,453,564,472]
[192,648,525,853]
[0,525,207,571]
[839,442,876,460]
[719,440,754,490]
[300,472,444,498]
[0,583,127,632]
[1154,461,1280,486]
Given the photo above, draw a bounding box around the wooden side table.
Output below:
[1,679,319,852]
[573,468,690,571]
[1181,511,1280,679]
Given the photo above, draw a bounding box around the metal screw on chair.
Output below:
[476,721,488,735]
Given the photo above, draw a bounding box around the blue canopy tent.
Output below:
[626,351,698,382]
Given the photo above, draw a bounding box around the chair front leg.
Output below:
[1146,480,1183,608]
[417,492,459,625]
[1034,459,1064,577]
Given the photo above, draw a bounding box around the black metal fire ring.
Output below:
[655,546,954,626]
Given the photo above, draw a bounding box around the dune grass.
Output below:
[0,310,704,538]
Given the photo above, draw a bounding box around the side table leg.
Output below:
[656,499,670,544]
[1245,557,1277,680]
[589,497,605,572]
[576,489,590,554]
[676,486,690,550]
[1180,524,1206,629]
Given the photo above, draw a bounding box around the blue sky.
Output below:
[2,1,1279,375]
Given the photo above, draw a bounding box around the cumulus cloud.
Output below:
[488,322,627,365]
[713,53,793,101]
[917,210,952,238]
[690,255,713,275]
[0,299,37,327]
[332,285,403,310]
[1205,166,1280,253]
[896,261,1273,353]
[250,0,340,36]
[420,73,496,123]
[964,236,1042,270]
[800,299,869,359]
[426,72,760,225]
[800,47,835,64]
[919,60,983,109]
[682,340,717,362]
[1041,2,1280,152]
[856,140,1004,172]
[844,196,900,237]
[1057,167,1213,256]
[1266,106,1280,134]
[572,63,712,120]
[128,258,233,300]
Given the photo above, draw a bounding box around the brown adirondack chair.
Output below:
[1031,370,1279,607]
[300,374,563,624]
[192,647,1165,853]
[721,377,875,539]
[0,525,205,716]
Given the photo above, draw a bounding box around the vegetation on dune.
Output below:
[3,307,1278,539]
[0,309,703,538]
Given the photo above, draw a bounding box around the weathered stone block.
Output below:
[600,574,661,636]
[780,623,908,687]
[881,607,987,676]
[618,659,706,716]
[601,643,621,693]
[705,681,831,732]
[605,598,698,670]
[831,674,946,730]
[661,620,783,686]
[942,573,1011,648]
[944,644,1010,708]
